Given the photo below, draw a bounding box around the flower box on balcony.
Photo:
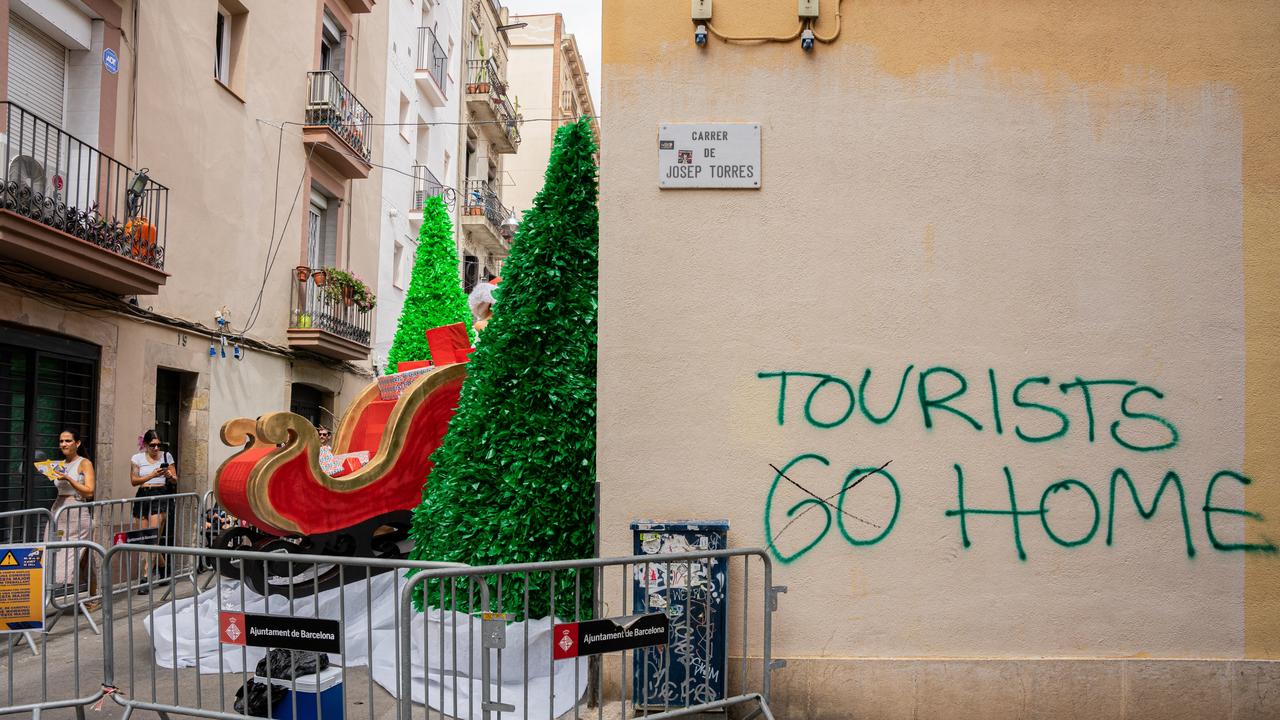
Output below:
[467,82,490,94]
[465,207,485,216]
[320,267,377,313]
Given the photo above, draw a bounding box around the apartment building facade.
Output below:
[0,0,388,506]
[455,0,519,291]
[504,13,596,215]
[372,0,462,369]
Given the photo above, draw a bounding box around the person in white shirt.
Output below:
[130,429,177,593]
[468,274,501,332]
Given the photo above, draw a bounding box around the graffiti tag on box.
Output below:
[758,366,1278,564]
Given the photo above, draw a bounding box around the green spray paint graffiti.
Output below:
[759,367,1275,564]
[757,368,1179,452]
[764,454,900,562]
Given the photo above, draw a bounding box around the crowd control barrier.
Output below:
[0,540,107,719]
[0,542,781,720]
[398,547,781,720]
[100,543,468,720]
[0,508,55,658]
[0,507,51,546]
[47,492,202,633]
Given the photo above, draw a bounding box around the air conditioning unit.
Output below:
[7,155,49,195]
[309,74,336,108]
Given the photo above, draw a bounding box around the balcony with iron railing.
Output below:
[0,101,169,295]
[415,27,449,106]
[303,71,374,179]
[287,273,373,361]
[460,179,514,252]
[464,59,521,154]
[411,165,452,213]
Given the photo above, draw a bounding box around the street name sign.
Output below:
[659,123,761,189]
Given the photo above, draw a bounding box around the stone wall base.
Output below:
[603,657,1280,719]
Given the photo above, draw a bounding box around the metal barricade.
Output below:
[198,490,245,583]
[0,507,51,546]
[0,508,54,657]
[100,543,467,720]
[47,492,203,632]
[0,540,107,719]
[398,548,781,720]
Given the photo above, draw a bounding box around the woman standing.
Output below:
[130,429,176,593]
[49,430,95,588]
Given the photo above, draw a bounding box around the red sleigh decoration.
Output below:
[212,324,471,595]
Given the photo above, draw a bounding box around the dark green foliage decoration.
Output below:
[384,195,473,373]
[408,118,598,619]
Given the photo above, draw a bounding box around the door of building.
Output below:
[154,369,182,461]
[289,384,325,431]
[0,326,98,515]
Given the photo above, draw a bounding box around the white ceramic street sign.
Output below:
[658,123,761,189]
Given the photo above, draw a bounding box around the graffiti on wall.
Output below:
[758,366,1276,564]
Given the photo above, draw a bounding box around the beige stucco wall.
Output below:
[600,0,1280,714]
[505,14,556,216]
[506,14,598,217]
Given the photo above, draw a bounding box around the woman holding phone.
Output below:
[130,429,176,593]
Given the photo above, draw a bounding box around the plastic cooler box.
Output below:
[261,666,344,720]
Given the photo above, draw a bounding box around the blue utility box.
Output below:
[630,519,729,709]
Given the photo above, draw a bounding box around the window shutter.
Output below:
[7,14,67,127]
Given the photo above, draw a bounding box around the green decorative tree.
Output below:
[384,195,473,372]
[408,118,598,618]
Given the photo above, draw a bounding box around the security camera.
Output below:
[801,28,815,51]
[694,24,708,46]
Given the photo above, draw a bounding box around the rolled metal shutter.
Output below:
[7,13,67,127]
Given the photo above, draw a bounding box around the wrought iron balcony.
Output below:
[462,179,511,229]
[411,165,450,212]
[303,71,374,178]
[287,274,373,361]
[460,179,513,252]
[0,101,169,295]
[464,59,520,153]
[415,27,449,105]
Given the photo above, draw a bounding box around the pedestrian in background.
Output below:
[48,430,95,589]
[130,429,176,593]
[469,274,501,333]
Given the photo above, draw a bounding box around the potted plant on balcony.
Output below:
[467,38,491,94]
[320,267,376,313]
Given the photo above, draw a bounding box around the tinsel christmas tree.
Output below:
[384,195,473,372]
[409,118,598,618]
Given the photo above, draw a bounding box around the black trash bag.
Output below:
[233,679,285,716]
[254,648,331,681]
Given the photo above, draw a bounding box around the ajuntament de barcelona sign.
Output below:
[659,123,761,189]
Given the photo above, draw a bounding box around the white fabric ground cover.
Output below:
[144,574,587,719]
